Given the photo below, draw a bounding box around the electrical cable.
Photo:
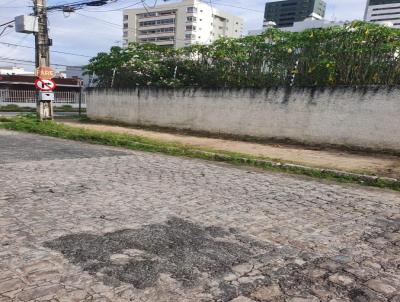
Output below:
[81,0,143,12]
[75,11,190,43]
[0,41,93,57]
[0,20,15,27]
[0,56,82,67]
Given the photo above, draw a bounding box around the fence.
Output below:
[0,89,86,108]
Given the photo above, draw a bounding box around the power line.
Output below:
[46,0,124,12]
[75,0,250,45]
[0,41,93,57]
[75,11,191,43]
[75,12,122,28]
[0,27,16,39]
[82,0,144,12]
[137,0,264,13]
[0,56,82,67]
[0,5,29,8]
[0,20,15,27]
[212,0,263,13]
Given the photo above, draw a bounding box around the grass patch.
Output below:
[0,104,35,112]
[1,116,399,192]
[0,104,86,112]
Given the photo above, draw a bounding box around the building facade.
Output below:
[248,18,344,36]
[0,66,33,76]
[65,66,96,87]
[364,0,400,28]
[123,0,243,48]
[264,0,326,28]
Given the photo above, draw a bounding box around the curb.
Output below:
[188,149,400,189]
[2,119,400,191]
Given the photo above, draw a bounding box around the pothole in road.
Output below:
[43,217,268,290]
[43,216,400,301]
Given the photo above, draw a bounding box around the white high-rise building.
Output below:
[364,0,400,28]
[122,0,243,48]
[248,18,345,36]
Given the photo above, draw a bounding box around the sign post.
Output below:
[35,66,55,120]
[35,79,57,91]
[35,66,55,80]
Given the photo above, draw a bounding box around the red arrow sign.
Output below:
[35,79,57,91]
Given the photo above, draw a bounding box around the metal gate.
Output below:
[0,89,86,107]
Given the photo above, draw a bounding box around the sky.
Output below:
[0,0,367,71]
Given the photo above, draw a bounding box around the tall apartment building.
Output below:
[364,0,400,28]
[122,0,243,48]
[264,0,326,28]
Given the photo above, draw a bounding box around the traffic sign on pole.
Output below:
[35,66,55,80]
[34,78,57,91]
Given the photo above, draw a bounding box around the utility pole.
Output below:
[33,0,54,120]
[34,0,50,67]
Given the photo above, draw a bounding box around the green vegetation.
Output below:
[86,22,400,88]
[0,104,86,112]
[0,104,34,112]
[1,116,399,191]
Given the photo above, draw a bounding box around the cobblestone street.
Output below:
[0,129,399,302]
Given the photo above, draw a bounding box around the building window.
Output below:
[139,12,157,18]
[187,7,197,13]
[139,27,175,35]
[123,23,128,29]
[140,36,174,42]
[185,33,195,40]
[123,15,128,21]
[187,16,197,22]
[186,25,196,31]
[159,10,175,16]
[123,31,128,37]
[139,18,175,26]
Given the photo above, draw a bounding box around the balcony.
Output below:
[137,10,176,19]
[138,18,176,28]
[138,32,175,38]
[140,36,175,43]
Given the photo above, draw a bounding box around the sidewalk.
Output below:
[61,120,400,179]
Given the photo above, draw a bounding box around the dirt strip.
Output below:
[61,120,400,179]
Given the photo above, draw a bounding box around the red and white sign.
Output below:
[35,66,55,80]
[35,79,57,91]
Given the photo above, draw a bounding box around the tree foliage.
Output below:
[85,22,400,88]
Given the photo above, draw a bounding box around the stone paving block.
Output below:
[16,284,63,301]
[0,278,25,294]
[230,296,257,302]
[365,279,397,295]
[250,284,282,301]
[0,130,399,301]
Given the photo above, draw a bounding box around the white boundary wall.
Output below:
[87,87,400,152]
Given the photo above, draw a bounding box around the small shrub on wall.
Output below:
[85,22,400,88]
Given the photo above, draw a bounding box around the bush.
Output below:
[85,22,400,88]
